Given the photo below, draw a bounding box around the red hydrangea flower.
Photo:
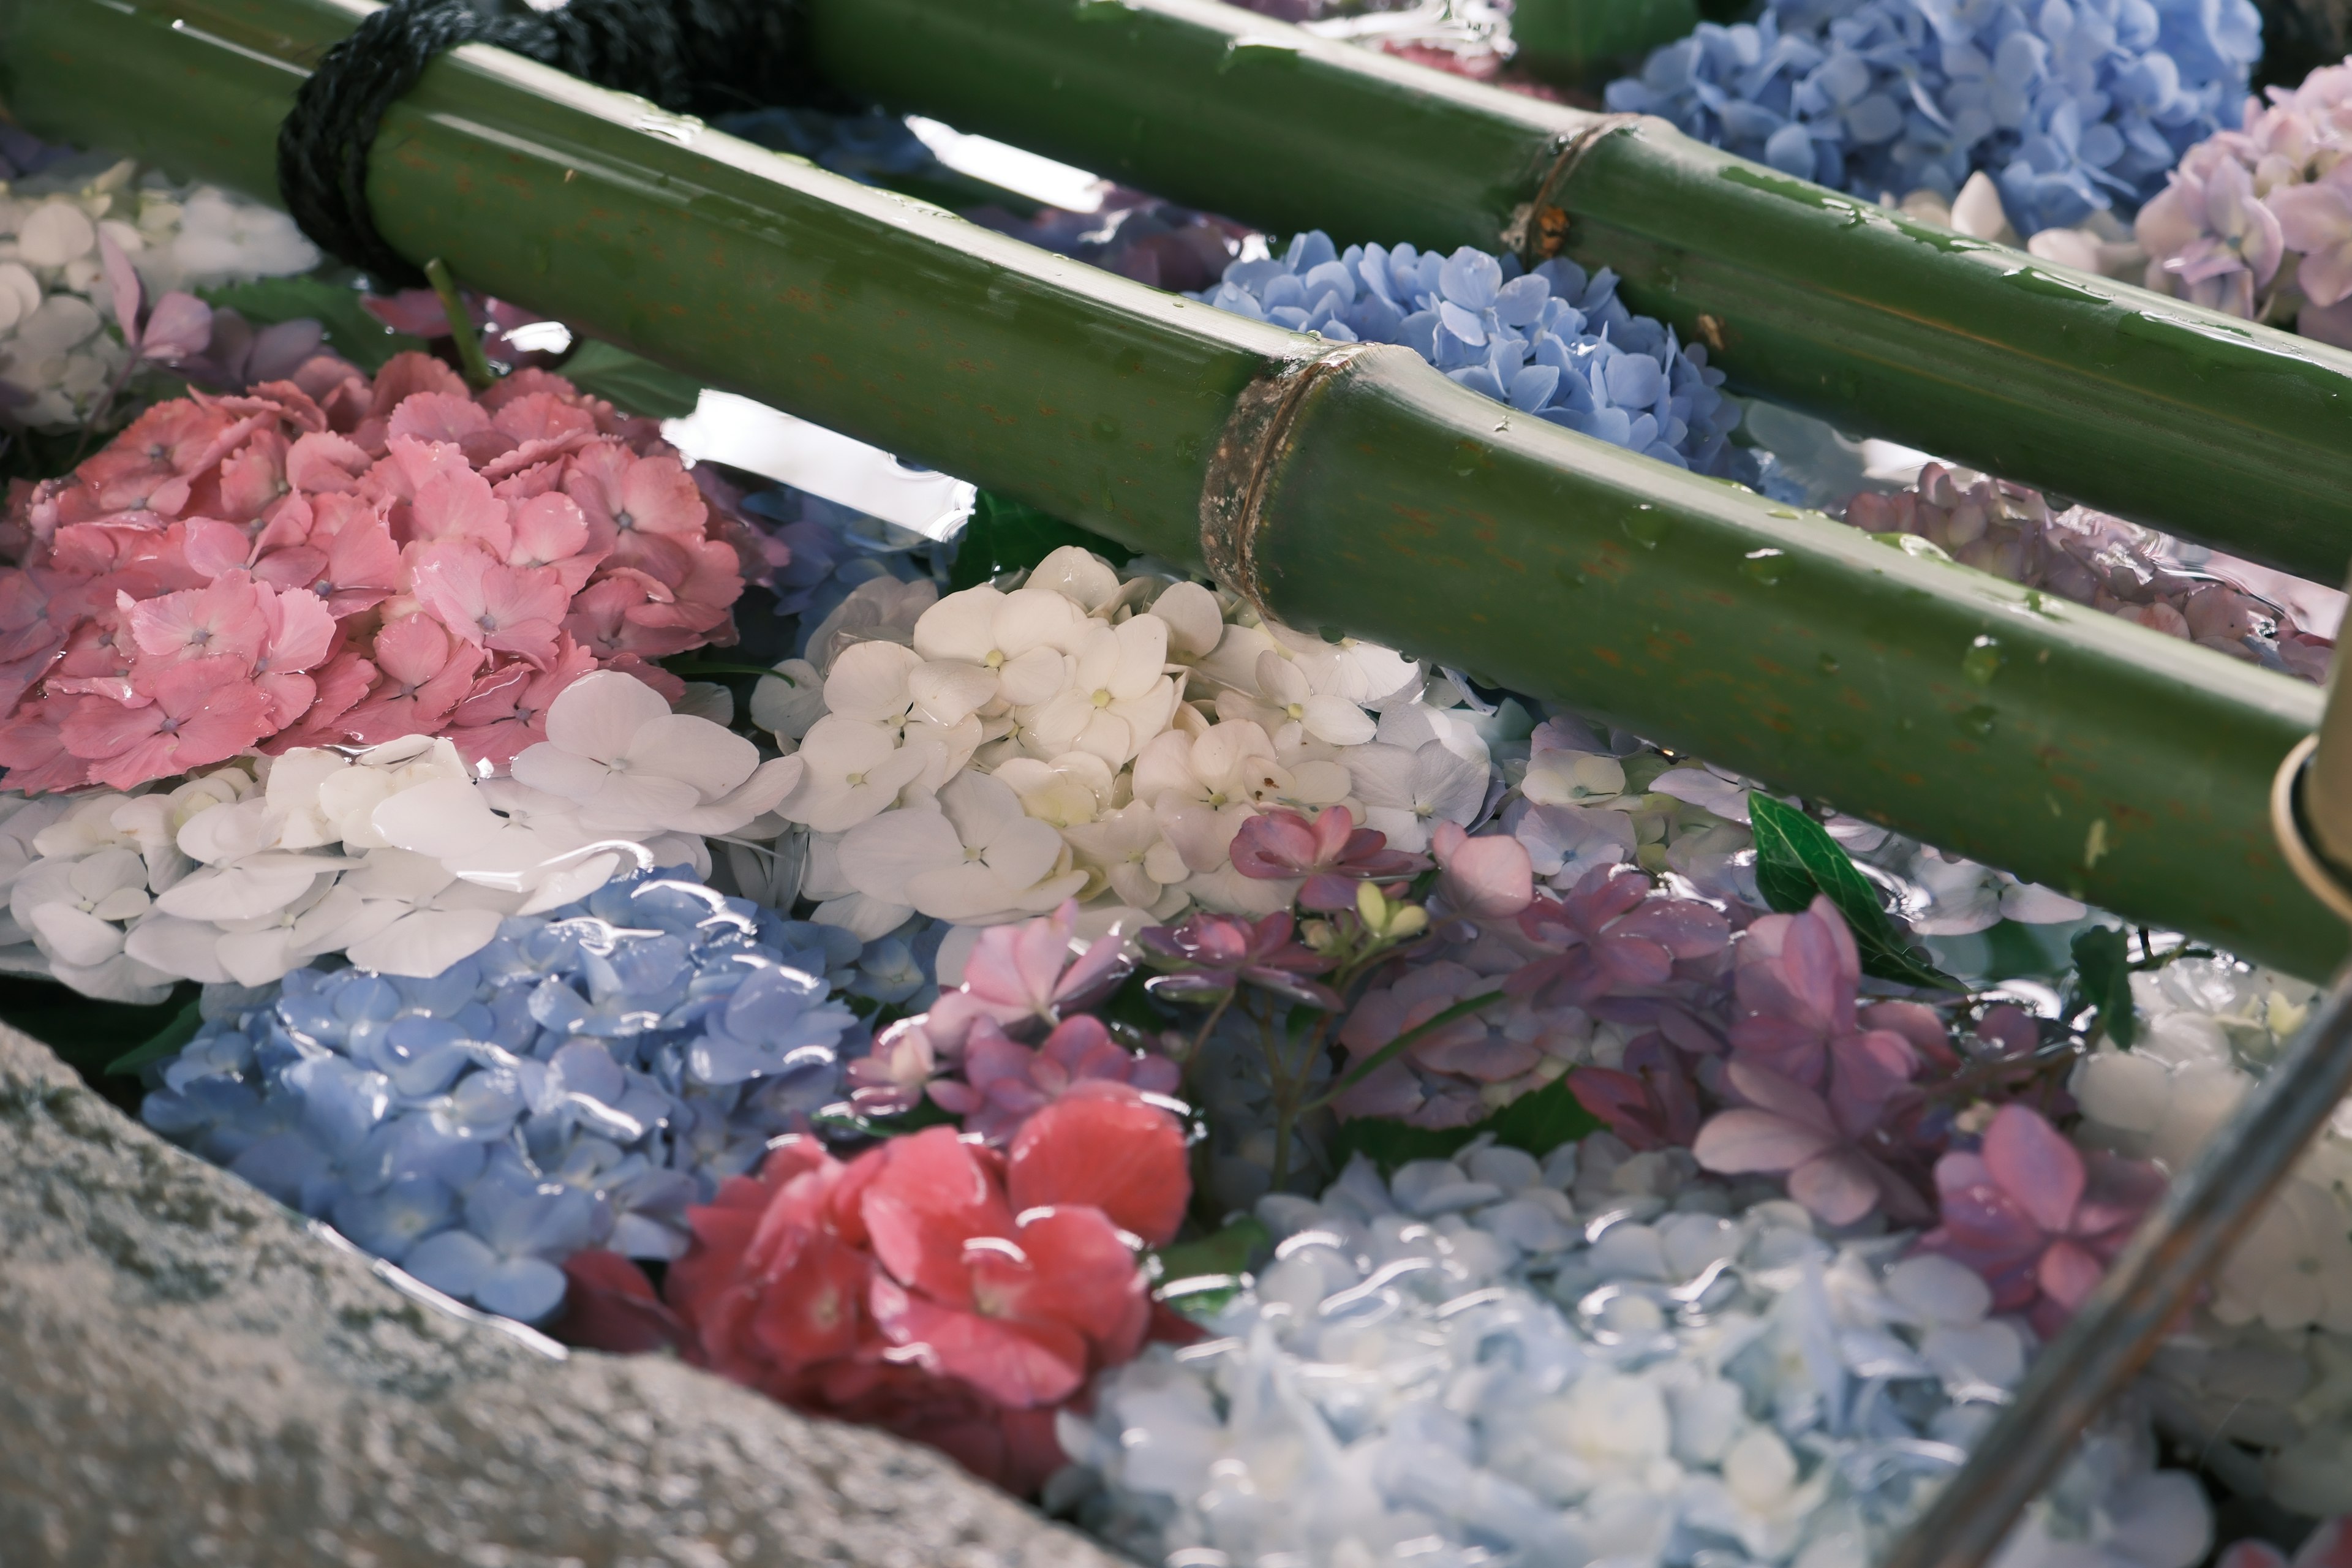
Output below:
[625,1091,1190,1496]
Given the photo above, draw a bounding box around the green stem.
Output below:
[1188,988,1235,1066]
[1306,989,1507,1111]
[424,256,495,390]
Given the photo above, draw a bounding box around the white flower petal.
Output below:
[994,587,1087,657]
[977,813,1064,889]
[997,644,1068,708]
[629,714,760,800]
[1030,545,1121,609]
[216,927,303,989]
[28,902,127,968]
[667,755,805,835]
[1148,581,1224,659]
[812,892,916,941]
[345,908,505,977]
[837,807,965,903]
[750,659,826,739]
[912,586,1006,663]
[824,639,922,723]
[510,744,616,803]
[153,864,320,922]
[938,771,1022,848]
[907,659,998,726]
[1302,695,1376,747]
[123,913,233,984]
[372,778,509,859]
[543,669,671,762]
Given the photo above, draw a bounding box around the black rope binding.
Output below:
[276,0,822,286]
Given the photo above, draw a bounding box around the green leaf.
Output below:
[1152,1215,1270,1286]
[1326,1070,1602,1176]
[105,993,206,1076]
[0,977,202,1082]
[1479,1072,1606,1154]
[560,338,705,419]
[1746,793,1963,990]
[1325,1114,1481,1176]
[198,275,424,374]
[2069,925,2136,1047]
[948,491,1126,591]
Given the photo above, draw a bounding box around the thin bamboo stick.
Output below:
[0,0,2336,978]
[802,0,2352,584]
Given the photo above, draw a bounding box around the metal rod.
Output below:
[1878,937,2352,1568]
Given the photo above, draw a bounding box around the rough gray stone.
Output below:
[0,1020,1128,1568]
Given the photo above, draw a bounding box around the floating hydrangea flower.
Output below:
[1194,232,1753,478]
[1608,0,2258,235]
[575,1091,1191,1494]
[1918,1103,2166,1335]
[0,152,322,430]
[2133,61,2352,344]
[1063,1140,2201,1568]
[138,864,855,1321]
[1844,462,2337,682]
[0,352,757,790]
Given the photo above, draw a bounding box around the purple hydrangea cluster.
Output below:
[1607,0,2261,235]
[1194,232,1754,478]
[139,866,858,1323]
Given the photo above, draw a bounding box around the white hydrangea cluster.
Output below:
[753,545,1770,944]
[2065,958,2352,1515]
[0,673,797,1001]
[1061,1136,2210,1568]
[0,155,318,428]
[759,546,1458,937]
[2071,959,2344,1334]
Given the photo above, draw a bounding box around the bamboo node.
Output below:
[1199,344,1374,616]
[2271,734,2352,923]
[1502,113,1646,265]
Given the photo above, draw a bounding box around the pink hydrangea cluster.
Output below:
[1689,894,1952,1226]
[2135,59,2352,342]
[0,352,758,790]
[1845,463,2335,683]
[848,901,1178,1140]
[1333,860,1731,1130]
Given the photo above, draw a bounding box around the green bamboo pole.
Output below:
[800,0,2352,585]
[0,0,2337,979]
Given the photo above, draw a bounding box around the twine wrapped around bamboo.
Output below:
[804,0,2352,583]
[0,0,2337,978]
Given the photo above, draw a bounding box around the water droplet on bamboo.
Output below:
[1961,634,2003,686]
[1623,512,1668,549]
[1817,652,1841,675]
[1743,548,1788,585]
[1956,704,1997,738]
[1219,35,1302,71]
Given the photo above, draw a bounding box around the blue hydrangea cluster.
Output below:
[140,867,861,1324]
[1605,0,2261,234]
[1196,232,1755,480]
